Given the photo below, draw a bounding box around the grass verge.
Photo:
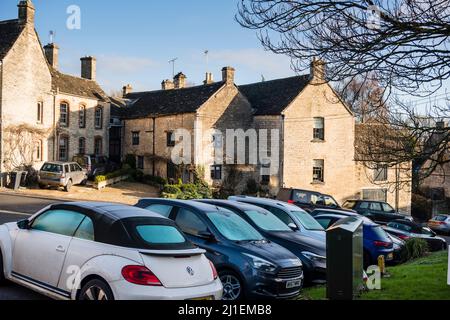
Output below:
[300,251,450,300]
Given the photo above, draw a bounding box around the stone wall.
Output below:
[281,83,356,204]
[54,93,110,161]
[0,25,53,172]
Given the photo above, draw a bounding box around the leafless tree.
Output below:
[237,0,450,187]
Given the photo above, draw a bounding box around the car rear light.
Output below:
[121,265,162,286]
[288,200,294,204]
[373,241,392,248]
[396,235,410,241]
[209,260,218,280]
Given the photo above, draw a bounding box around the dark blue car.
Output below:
[198,199,327,284]
[311,209,394,268]
[135,199,304,300]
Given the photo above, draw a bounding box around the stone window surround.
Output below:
[94,136,103,156]
[313,117,325,142]
[59,134,69,161]
[36,139,43,161]
[59,100,70,127]
[211,165,223,180]
[78,137,86,155]
[312,159,325,184]
[37,101,43,124]
[95,106,103,130]
[79,104,86,128]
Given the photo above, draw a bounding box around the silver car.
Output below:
[38,162,88,192]
[428,215,450,235]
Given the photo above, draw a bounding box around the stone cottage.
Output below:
[0,0,110,175]
[121,60,412,212]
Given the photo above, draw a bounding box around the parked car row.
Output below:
[0,190,446,301]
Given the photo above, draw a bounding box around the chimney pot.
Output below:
[222,67,235,84]
[80,56,97,81]
[204,72,214,85]
[162,80,175,90]
[18,0,35,26]
[173,72,187,89]
[122,84,132,97]
[44,43,59,69]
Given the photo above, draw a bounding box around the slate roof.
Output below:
[51,69,109,102]
[0,19,24,60]
[109,96,128,117]
[239,74,310,115]
[123,81,225,119]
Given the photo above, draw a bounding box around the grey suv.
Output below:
[38,162,88,192]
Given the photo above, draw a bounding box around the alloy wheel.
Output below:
[220,274,241,300]
[81,285,109,301]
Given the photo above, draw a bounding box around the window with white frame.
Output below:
[313,117,325,141]
[60,102,69,127]
[313,159,324,183]
[95,107,103,129]
[59,136,69,161]
[211,165,222,180]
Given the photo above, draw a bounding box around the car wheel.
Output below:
[78,279,114,301]
[219,270,243,301]
[64,180,72,192]
[38,184,47,189]
[0,252,6,285]
[80,179,87,186]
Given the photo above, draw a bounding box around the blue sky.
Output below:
[0,0,296,94]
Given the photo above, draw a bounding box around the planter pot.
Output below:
[94,175,129,190]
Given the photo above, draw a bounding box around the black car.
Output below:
[277,188,347,213]
[199,199,327,285]
[72,154,119,179]
[342,200,414,225]
[383,220,448,252]
[135,199,304,300]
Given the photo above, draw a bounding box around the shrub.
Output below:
[163,184,182,195]
[244,178,259,196]
[401,238,429,261]
[94,168,132,184]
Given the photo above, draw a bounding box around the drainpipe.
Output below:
[0,60,3,175]
[152,117,156,176]
[52,88,57,161]
[280,114,285,189]
[395,164,400,211]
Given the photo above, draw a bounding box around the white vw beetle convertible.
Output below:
[0,202,222,300]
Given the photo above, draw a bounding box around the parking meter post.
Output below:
[326,217,364,300]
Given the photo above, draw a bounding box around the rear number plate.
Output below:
[286,280,302,289]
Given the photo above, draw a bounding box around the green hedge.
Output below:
[162,182,211,200]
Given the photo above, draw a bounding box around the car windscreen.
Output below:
[41,163,63,173]
[244,210,292,232]
[136,225,186,244]
[434,215,448,222]
[292,190,312,204]
[290,210,325,231]
[206,210,264,242]
[381,203,395,212]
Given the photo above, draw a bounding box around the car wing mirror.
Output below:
[17,219,30,230]
[288,223,299,231]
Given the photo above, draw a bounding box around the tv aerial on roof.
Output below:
[169,57,178,78]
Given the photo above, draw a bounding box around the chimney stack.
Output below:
[44,43,59,69]
[18,0,35,26]
[222,67,235,84]
[310,58,327,83]
[204,72,214,85]
[173,72,187,89]
[80,56,96,81]
[122,84,132,97]
[162,79,175,90]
